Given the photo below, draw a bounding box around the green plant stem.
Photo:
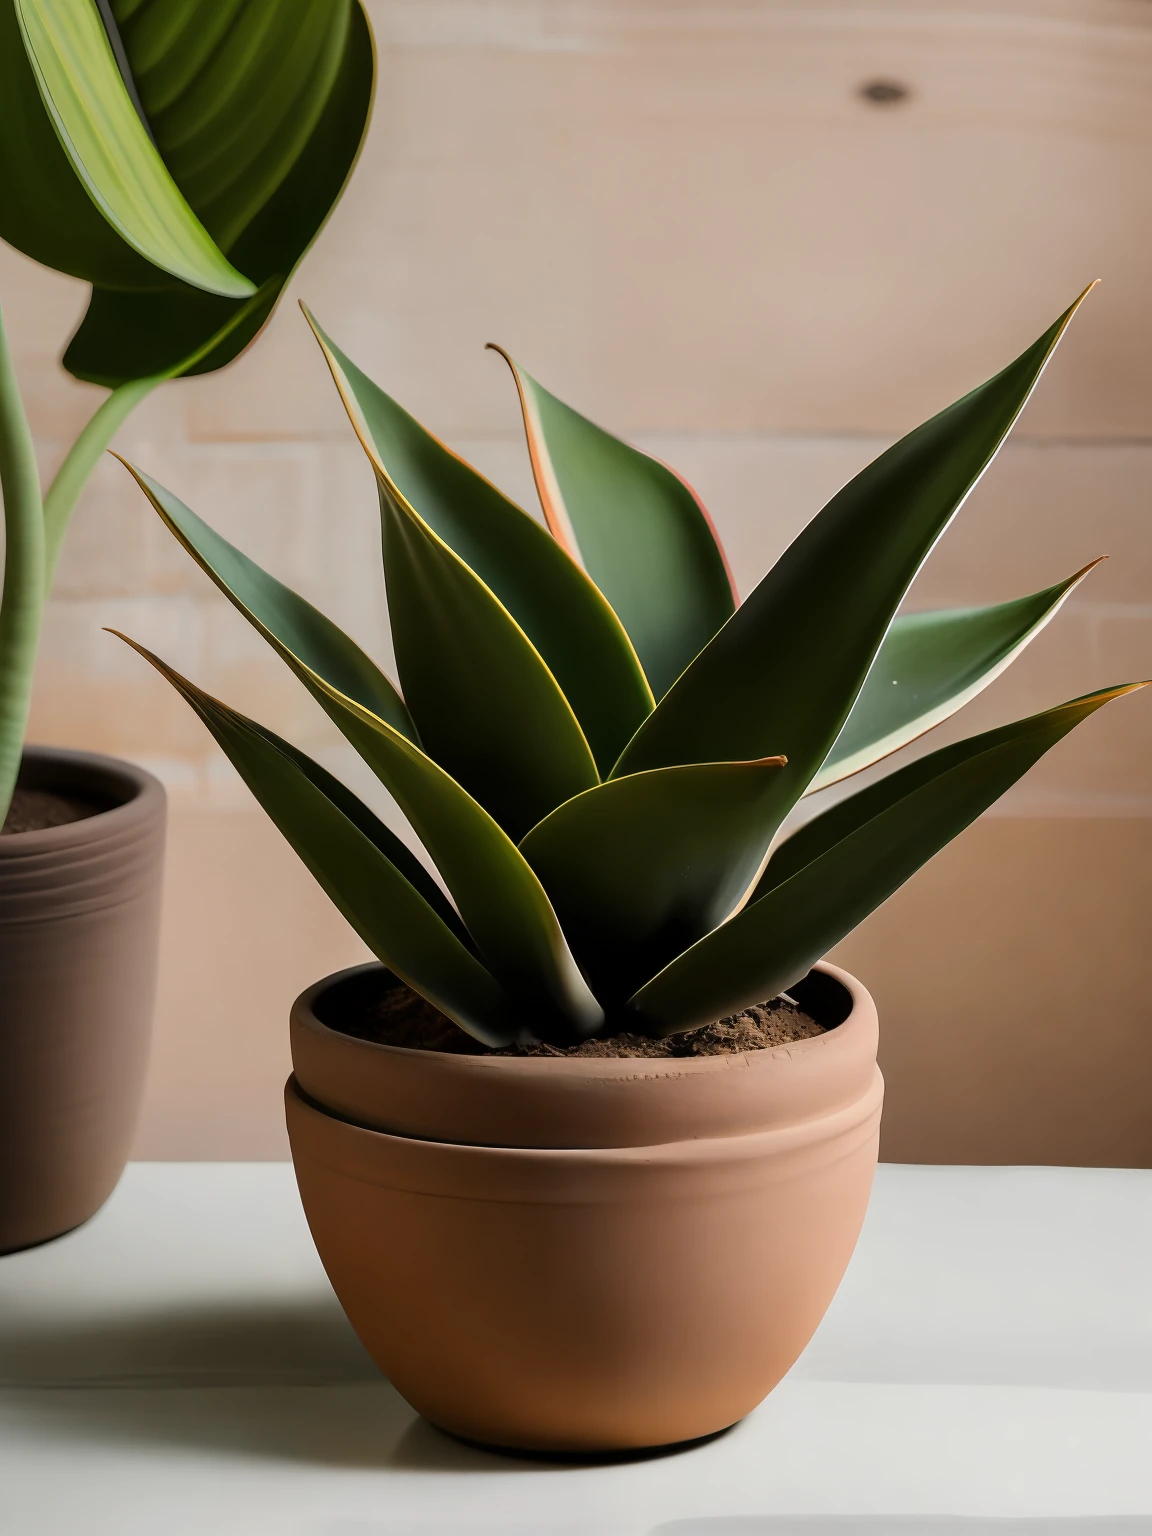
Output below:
[0,303,45,824]
[42,374,160,588]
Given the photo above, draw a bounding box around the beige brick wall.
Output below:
[5,0,1151,1160]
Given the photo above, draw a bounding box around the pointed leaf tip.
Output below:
[490,344,736,699]
[308,313,655,784]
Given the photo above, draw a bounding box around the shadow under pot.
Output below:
[0,747,166,1255]
[287,959,883,1455]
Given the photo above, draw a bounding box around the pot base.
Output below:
[435,1420,738,1463]
[0,1217,86,1260]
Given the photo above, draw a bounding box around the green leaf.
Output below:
[117,0,351,255]
[373,469,601,840]
[111,634,517,1047]
[628,682,1147,1035]
[808,559,1104,794]
[0,304,46,823]
[64,2,375,385]
[493,347,737,700]
[613,288,1096,799]
[304,310,654,775]
[519,755,788,1008]
[0,0,164,289]
[119,468,604,1040]
[121,462,417,743]
[14,0,255,297]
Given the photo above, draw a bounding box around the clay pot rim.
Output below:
[0,746,166,856]
[287,1066,884,1180]
[292,958,868,1080]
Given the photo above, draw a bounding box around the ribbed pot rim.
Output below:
[287,1068,885,1176]
[293,958,866,1080]
[0,746,165,859]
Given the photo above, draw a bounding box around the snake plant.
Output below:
[0,0,374,820]
[117,285,1145,1044]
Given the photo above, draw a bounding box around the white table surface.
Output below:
[1,1163,1150,1536]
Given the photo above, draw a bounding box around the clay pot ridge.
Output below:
[291,960,876,1149]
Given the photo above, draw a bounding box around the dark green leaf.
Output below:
[119,468,603,1039]
[628,682,1146,1035]
[372,469,601,840]
[14,0,254,296]
[614,289,1096,802]
[122,461,416,742]
[62,1,374,385]
[118,0,350,254]
[0,0,168,289]
[519,755,787,1007]
[113,633,518,1047]
[305,310,654,775]
[809,559,1103,793]
[493,347,737,700]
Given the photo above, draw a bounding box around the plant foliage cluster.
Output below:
[117,288,1145,1046]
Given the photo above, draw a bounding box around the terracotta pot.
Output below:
[0,747,166,1255]
[287,959,882,1453]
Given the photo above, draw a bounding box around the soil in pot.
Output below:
[2,787,112,835]
[326,973,825,1058]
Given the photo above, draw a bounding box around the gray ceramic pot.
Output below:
[0,747,166,1254]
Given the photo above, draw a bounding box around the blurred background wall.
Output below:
[4,0,1149,1162]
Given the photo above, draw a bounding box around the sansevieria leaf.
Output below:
[614,287,1096,799]
[493,348,737,700]
[305,310,654,775]
[628,683,1147,1035]
[114,481,603,1040]
[373,470,600,839]
[519,755,788,1007]
[112,635,517,1046]
[808,559,1104,793]
[121,462,416,742]
[14,0,255,298]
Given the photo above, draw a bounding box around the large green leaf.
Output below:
[120,467,603,1039]
[373,468,600,840]
[519,755,788,1008]
[112,635,517,1047]
[614,288,1095,797]
[628,683,1146,1035]
[493,347,737,700]
[305,311,654,775]
[0,0,165,288]
[274,681,604,1041]
[121,462,416,742]
[808,560,1103,794]
[0,0,376,386]
[14,0,255,297]
[117,0,351,255]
